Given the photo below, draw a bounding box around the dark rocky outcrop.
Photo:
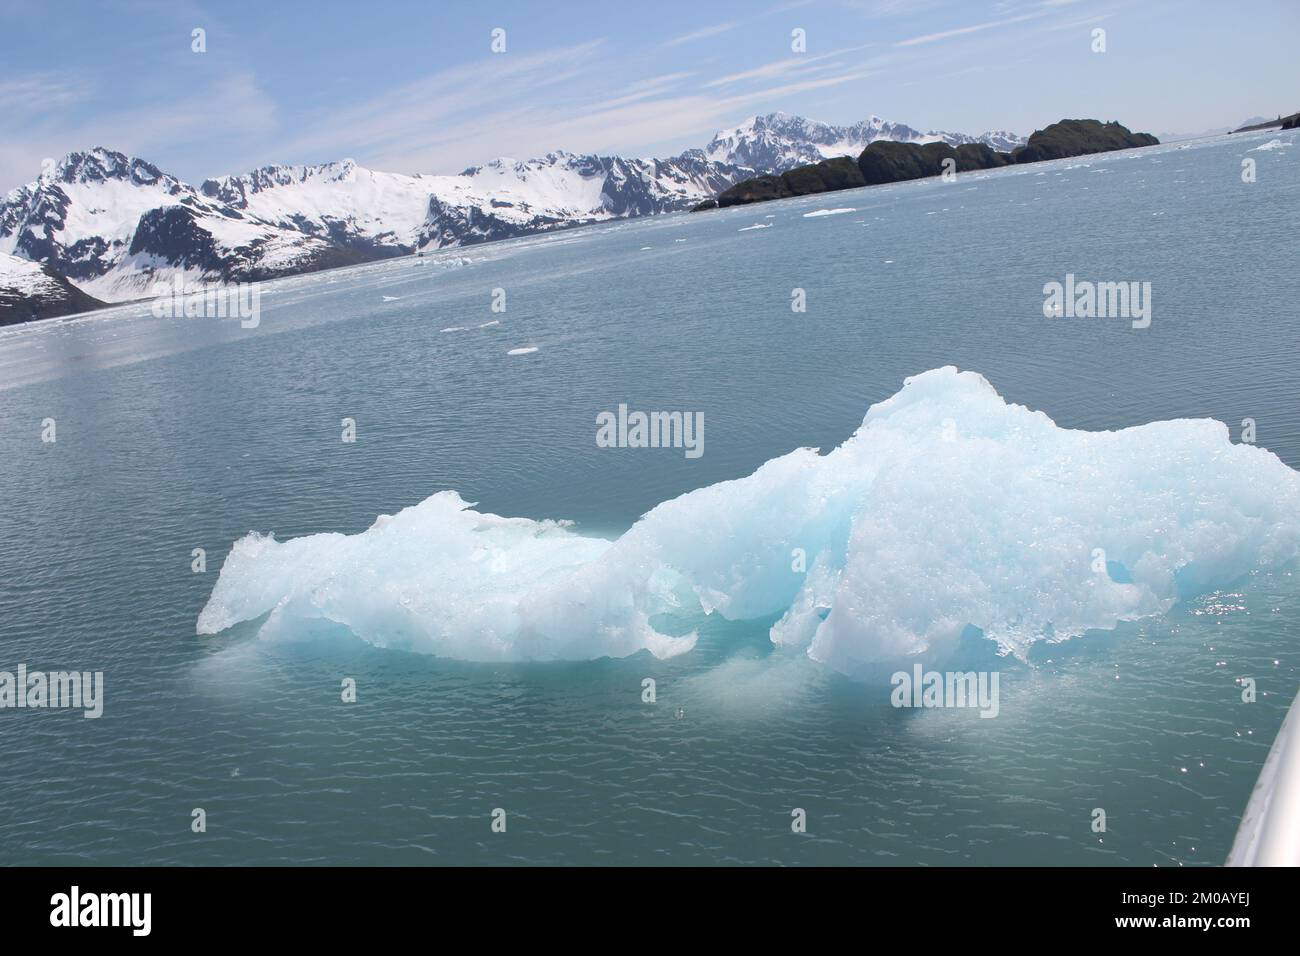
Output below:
[956,142,1014,170]
[781,156,867,195]
[713,157,865,208]
[857,141,953,184]
[856,141,1011,186]
[128,205,221,272]
[1010,119,1158,164]
[695,118,1158,211]
[715,174,793,207]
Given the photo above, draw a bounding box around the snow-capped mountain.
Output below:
[0,146,753,310]
[194,150,746,252]
[0,149,355,303]
[416,150,745,247]
[200,158,432,252]
[942,129,1025,153]
[1,111,1024,321]
[704,112,1026,171]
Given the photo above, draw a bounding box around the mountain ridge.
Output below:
[0,112,1027,324]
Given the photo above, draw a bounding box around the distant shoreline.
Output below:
[1230,112,1299,134]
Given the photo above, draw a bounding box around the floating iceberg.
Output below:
[803,207,857,218]
[197,368,1300,672]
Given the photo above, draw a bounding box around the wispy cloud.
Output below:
[345,42,878,172]
[599,72,697,110]
[663,21,738,47]
[895,9,1048,46]
[0,71,278,192]
[1044,11,1112,31]
[275,40,608,169]
[761,0,816,13]
[0,73,90,122]
[2,0,1271,195]
[2,27,876,187]
[840,0,946,15]
[891,0,1091,48]
[705,44,874,88]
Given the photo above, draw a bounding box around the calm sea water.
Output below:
[1,129,1298,866]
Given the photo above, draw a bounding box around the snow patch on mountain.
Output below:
[0,252,61,297]
[201,159,432,250]
[0,251,106,324]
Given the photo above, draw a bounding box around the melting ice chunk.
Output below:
[198,367,1300,671]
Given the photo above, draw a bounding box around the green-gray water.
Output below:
[1,129,1298,865]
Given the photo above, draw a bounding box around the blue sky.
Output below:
[1,0,1296,191]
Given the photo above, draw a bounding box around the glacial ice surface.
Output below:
[197,367,1300,672]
